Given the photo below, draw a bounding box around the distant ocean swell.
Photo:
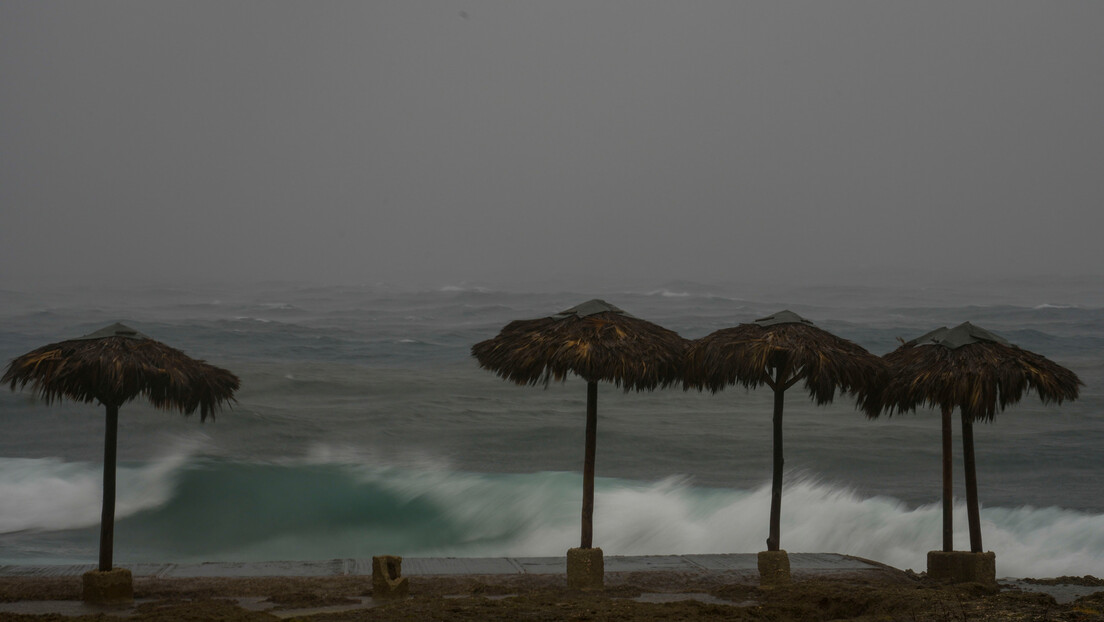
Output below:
[1,455,1101,578]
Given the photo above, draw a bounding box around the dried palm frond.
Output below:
[683,312,884,403]
[864,323,1081,422]
[3,322,239,420]
[471,300,688,390]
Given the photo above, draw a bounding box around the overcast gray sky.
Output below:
[2,2,1102,290]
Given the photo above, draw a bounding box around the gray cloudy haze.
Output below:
[2,2,1102,290]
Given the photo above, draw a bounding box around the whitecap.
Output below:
[0,452,191,533]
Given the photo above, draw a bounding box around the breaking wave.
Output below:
[2,454,1101,578]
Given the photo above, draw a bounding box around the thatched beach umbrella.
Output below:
[2,322,239,572]
[863,322,1081,553]
[471,300,687,551]
[683,310,884,553]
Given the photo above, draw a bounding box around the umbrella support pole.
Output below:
[580,381,598,550]
[84,403,133,605]
[961,415,984,553]
[98,404,119,573]
[766,384,785,552]
[941,406,953,552]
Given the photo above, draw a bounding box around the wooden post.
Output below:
[580,381,598,549]
[941,405,953,552]
[766,370,786,552]
[99,403,119,572]
[961,414,983,552]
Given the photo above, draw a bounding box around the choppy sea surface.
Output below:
[1,278,1101,578]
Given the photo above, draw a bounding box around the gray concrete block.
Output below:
[757,550,792,586]
[927,551,996,586]
[371,556,409,599]
[81,568,133,605]
[566,547,604,591]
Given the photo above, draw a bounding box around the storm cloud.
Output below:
[2,2,1101,289]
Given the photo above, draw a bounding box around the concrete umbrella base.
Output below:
[82,568,133,605]
[757,550,792,586]
[566,547,604,591]
[927,551,997,586]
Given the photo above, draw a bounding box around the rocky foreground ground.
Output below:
[1,570,1103,621]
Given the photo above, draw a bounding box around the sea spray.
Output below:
[983,505,1104,578]
[0,455,185,533]
[2,456,1102,578]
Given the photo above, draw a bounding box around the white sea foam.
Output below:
[0,457,104,532]
[301,443,451,472]
[373,469,1104,578]
[440,285,491,293]
[0,454,188,533]
[4,457,1099,578]
[582,479,1104,578]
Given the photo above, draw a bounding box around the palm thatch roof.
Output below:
[2,322,239,420]
[471,299,688,390]
[863,322,1081,422]
[683,310,884,403]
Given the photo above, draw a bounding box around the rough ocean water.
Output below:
[1,278,1101,579]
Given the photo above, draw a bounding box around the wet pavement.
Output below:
[1,553,1095,617]
[0,552,881,578]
